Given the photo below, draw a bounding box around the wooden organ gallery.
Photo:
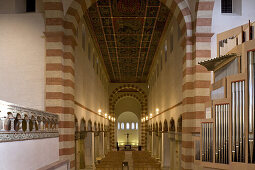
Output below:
[198,21,255,169]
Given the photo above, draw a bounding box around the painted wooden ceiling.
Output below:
[87,0,170,82]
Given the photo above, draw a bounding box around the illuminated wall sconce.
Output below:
[98,109,102,115]
[146,116,148,120]
[149,113,153,118]
[108,115,111,120]
[156,108,159,114]
[113,118,116,122]
[105,113,108,118]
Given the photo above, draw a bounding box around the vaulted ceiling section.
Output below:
[87,0,170,82]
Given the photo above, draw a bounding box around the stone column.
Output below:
[84,131,95,170]
[151,132,155,157]
[158,133,162,160]
[161,132,170,170]
[173,132,182,169]
[152,131,158,158]
[169,132,176,169]
[99,131,105,157]
[147,131,152,152]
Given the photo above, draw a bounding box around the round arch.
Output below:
[87,120,92,131]
[80,118,86,131]
[43,0,215,169]
[159,122,162,132]
[163,119,168,132]
[169,118,175,132]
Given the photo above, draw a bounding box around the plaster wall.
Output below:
[74,18,109,128]
[148,18,184,128]
[115,97,141,118]
[211,0,255,59]
[0,13,45,110]
[0,138,59,170]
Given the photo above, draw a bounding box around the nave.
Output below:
[2,0,255,170]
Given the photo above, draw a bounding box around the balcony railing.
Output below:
[0,100,58,142]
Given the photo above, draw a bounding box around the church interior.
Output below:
[1,0,255,170]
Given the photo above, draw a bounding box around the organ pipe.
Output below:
[215,104,229,164]
[231,81,245,162]
[248,51,255,163]
[202,122,213,162]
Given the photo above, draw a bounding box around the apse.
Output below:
[117,111,139,146]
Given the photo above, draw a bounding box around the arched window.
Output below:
[131,122,135,129]
[121,123,124,130]
[82,24,86,51]
[126,123,130,130]
[118,122,120,130]
[136,122,138,130]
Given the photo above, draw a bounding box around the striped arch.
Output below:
[109,84,148,149]
[111,94,146,113]
[43,0,202,170]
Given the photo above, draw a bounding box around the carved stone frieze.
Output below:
[0,132,59,142]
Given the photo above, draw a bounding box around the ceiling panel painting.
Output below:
[87,0,170,82]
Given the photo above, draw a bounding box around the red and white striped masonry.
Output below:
[43,0,214,169]
[181,0,214,169]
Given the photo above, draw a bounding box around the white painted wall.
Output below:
[0,13,45,110]
[148,18,184,128]
[211,0,255,58]
[0,138,59,170]
[74,17,109,128]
